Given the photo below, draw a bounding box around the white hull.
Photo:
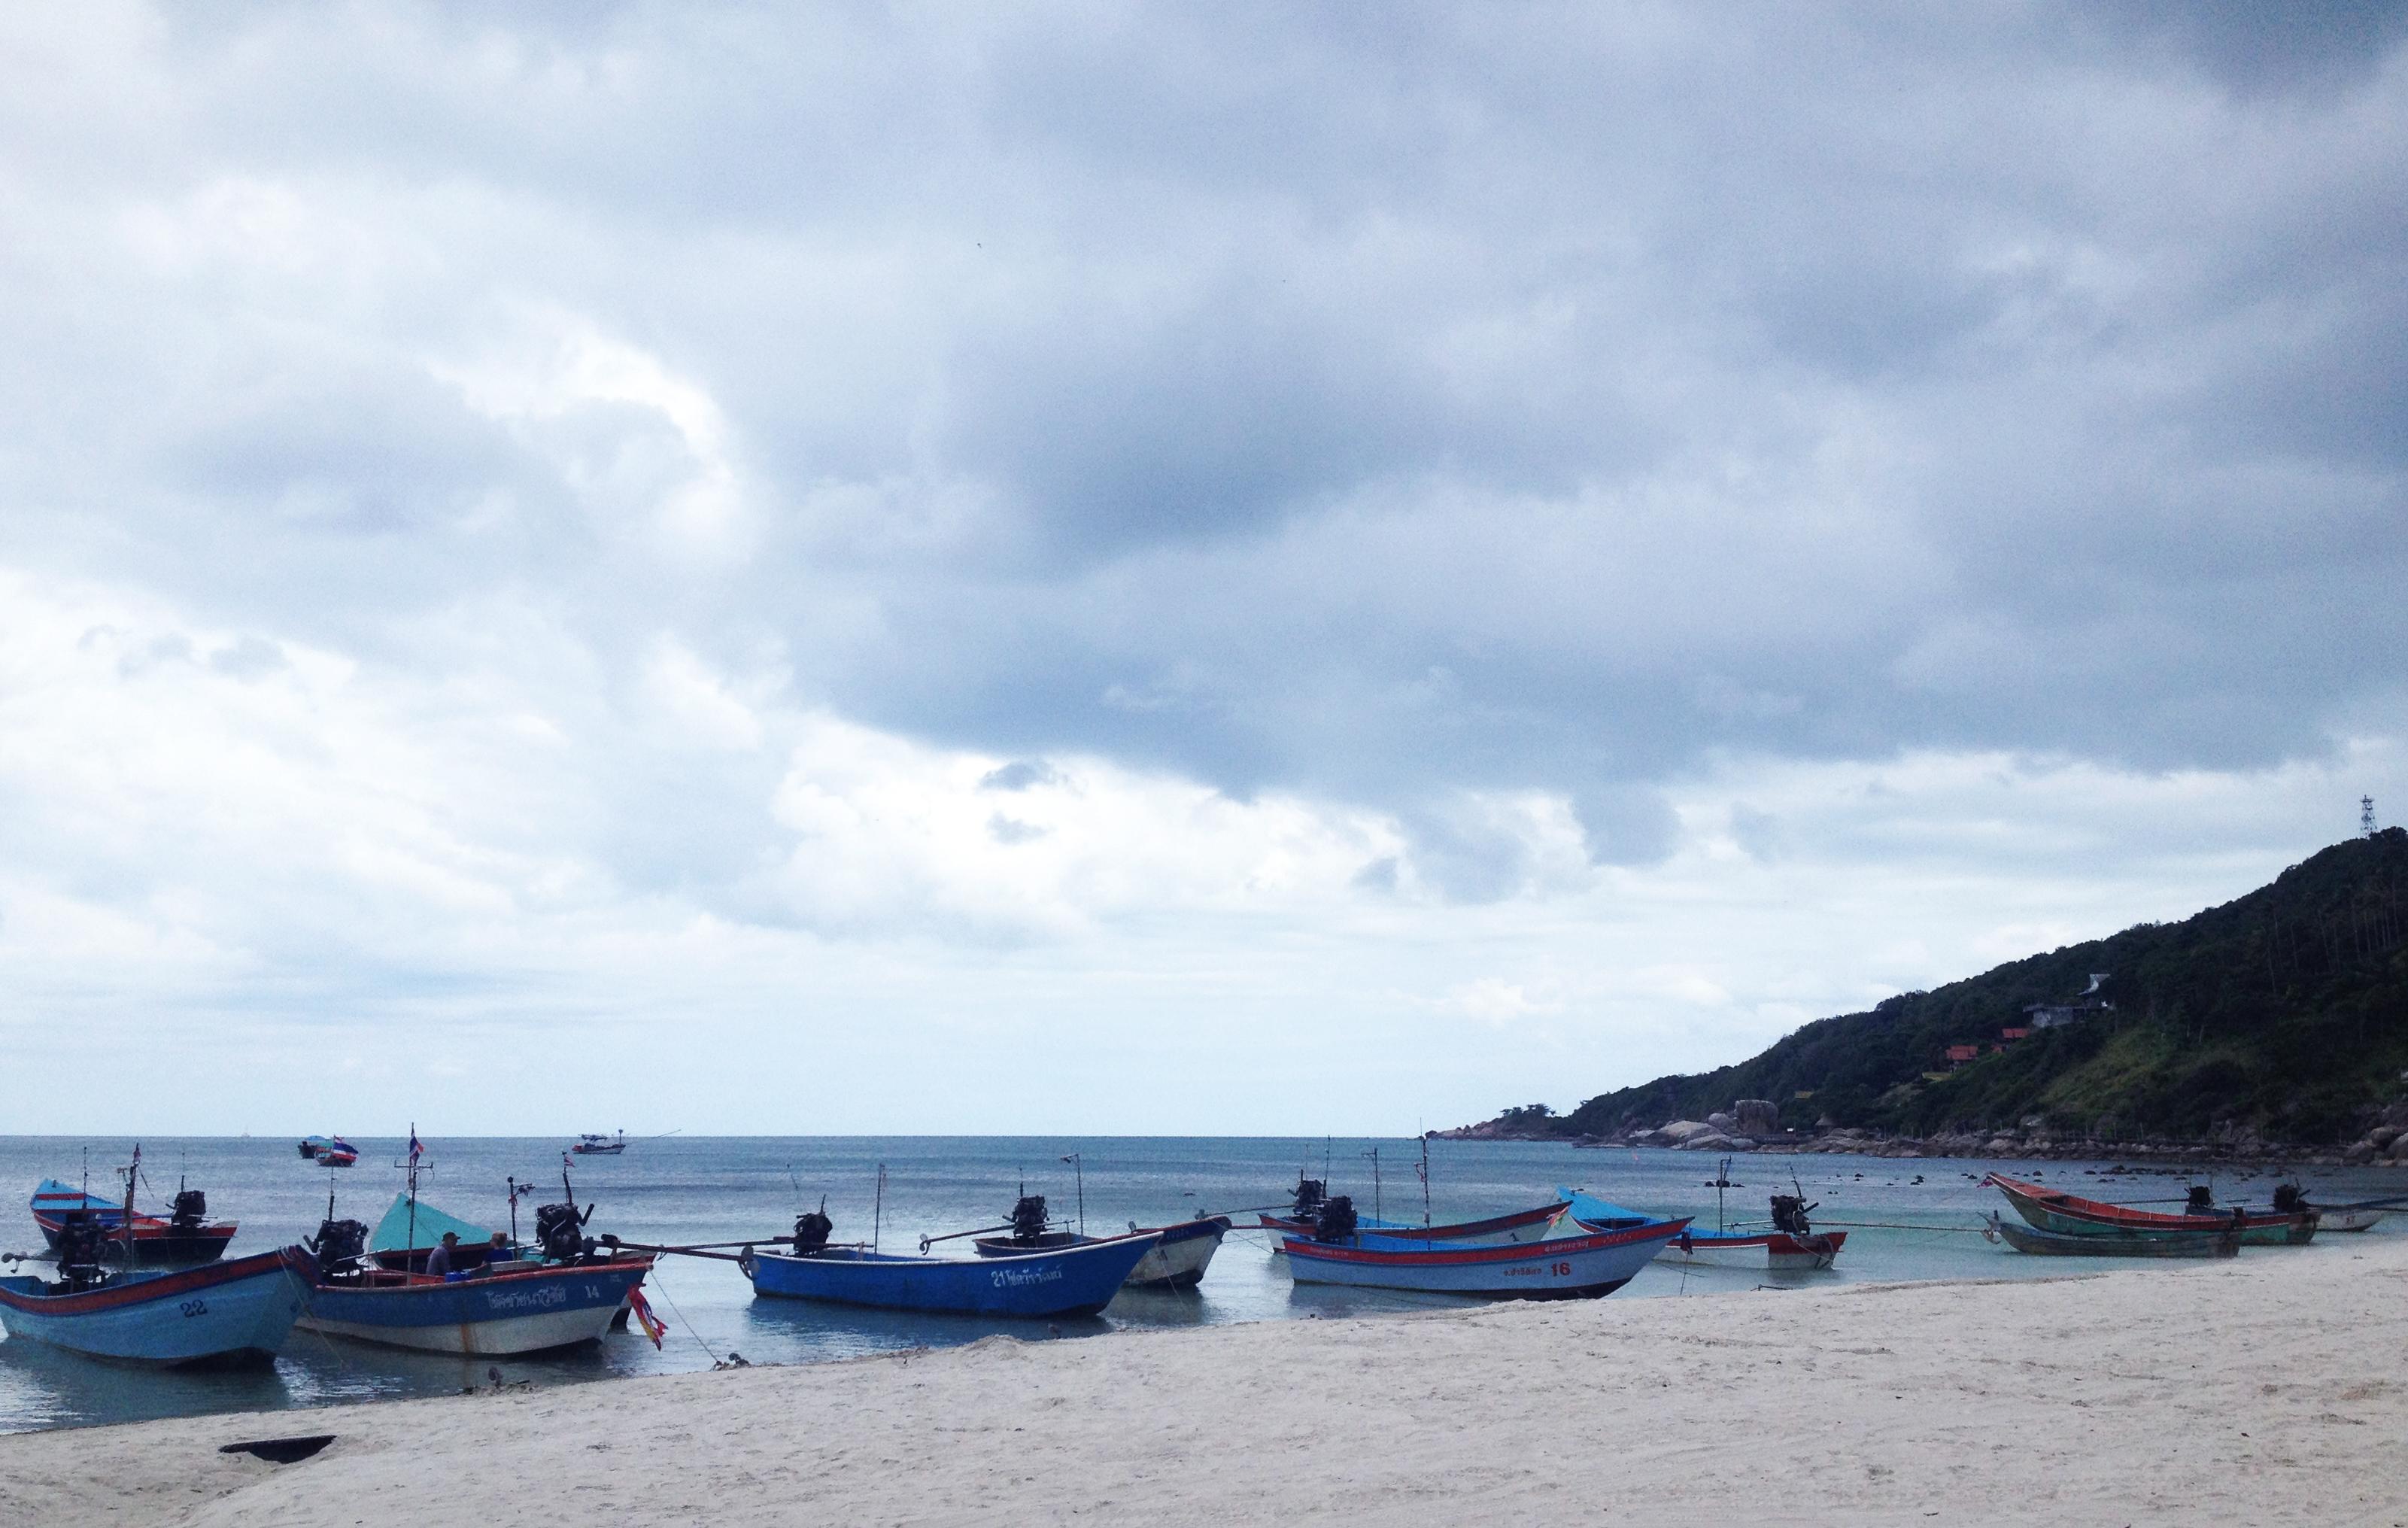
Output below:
[2318,1208,2387,1233]
[1653,1242,1834,1272]
[297,1301,621,1356]
[1126,1228,1222,1287]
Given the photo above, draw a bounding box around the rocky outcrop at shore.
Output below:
[1441,1097,2408,1166]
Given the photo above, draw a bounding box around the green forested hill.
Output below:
[1540,831,2408,1144]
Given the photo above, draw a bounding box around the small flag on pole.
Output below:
[408,1129,424,1165]
[627,1286,667,1349]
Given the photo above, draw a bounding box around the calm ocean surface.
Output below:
[3,1134,2398,1434]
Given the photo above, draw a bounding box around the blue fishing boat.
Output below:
[0,1238,310,1367]
[297,1136,358,1167]
[294,1135,657,1356]
[743,1232,1161,1318]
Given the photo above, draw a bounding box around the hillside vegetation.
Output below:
[1532,831,2408,1144]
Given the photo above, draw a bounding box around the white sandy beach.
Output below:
[6,1238,2406,1527]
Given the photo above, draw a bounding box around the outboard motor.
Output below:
[53,1211,109,1286]
[1313,1195,1357,1242]
[307,1218,369,1280]
[1769,1194,1817,1237]
[790,1211,833,1254]
[2184,1185,2215,1217]
[170,1189,208,1229]
[1291,1177,1327,1217]
[1008,1195,1050,1244]
[535,1201,592,1265]
[2272,1183,2306,1215]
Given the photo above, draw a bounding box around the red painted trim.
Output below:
[0,1247,306,1316]
[1986,1173,2299,1232]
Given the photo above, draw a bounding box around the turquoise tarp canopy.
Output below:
[368,1193,501,1253]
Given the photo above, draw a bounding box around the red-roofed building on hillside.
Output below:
[1945,1043,1981,1064]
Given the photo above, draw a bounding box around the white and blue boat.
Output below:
[1280,1201,1690,1299]
[299,1256,654,1356]
[743,1232,1161,1319]
[0,1245,311,1367]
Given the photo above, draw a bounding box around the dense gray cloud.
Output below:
[3,0,2403,895]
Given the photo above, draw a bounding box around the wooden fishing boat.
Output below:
[976,1216,1232,1290]
[744,1231,1161,1318]
[571,1132,627,1156]
[2310,1205,2389,1233]
[0,1242,311,1367]
[1559,1186,1846,1271]
[297,1136,357,1167]
[300,1254,654,1355]
[1984,1212,2239,1259]
[32,1180,237,1266]
[1985,1173,2317,1246]
[1280,1217,1690,1299]
[1257,1200,1565,1250]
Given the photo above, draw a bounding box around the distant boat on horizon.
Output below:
[570,1131,627,1156]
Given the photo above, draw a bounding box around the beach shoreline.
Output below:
[7,1238,2405,1526]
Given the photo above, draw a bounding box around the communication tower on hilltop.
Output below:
[2367,796,2379,838]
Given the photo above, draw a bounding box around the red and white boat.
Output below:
[1281,1217,1691,1299]
[1560,1186,1845,1271]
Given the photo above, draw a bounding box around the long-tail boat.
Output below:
[742,1218,1161,1318]
[1559,1184,1847,1271]
[1983,1211,2239,1259]
[3,1161,308,1365]
[298,1136,358,1167]
[296,1139,654,1356]
[1278,1197,1690,1299]
[1255,1178,1564,1250]
[964,1195,1231,1289]
[1985,1172,2317,1246]
[32,1177,237,1266]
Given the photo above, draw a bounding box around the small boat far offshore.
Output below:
[570,1132,627,1156]
[298,1137,358,1167]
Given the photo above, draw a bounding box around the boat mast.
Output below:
[1061,1152,1084,1236]
[1419,1135,1432,1227]
[1364,1146,1381,1222]
[873,1164,887,1254]
[118,1144,141,1268]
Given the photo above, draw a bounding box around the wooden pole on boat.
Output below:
[1419,1136,1432,1228]
[119,1144,141,1268]
[873,1164,886,1254]
[1364,1146,1381,1222]
[1061,1153,1084,1237]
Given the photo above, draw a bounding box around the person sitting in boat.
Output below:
[425,1232,460,1277]
[484,1232,512,1271]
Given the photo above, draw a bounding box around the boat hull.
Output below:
[746,1233,1159,1318]
[1647,1227,1848,1271]
[1281,1219,1690,1299]
[1259,1201,1564,1252]
[1986,1213,2238,1258]
[299,1257,654,1356]
[32,1181,238,1266]
[1987,1174,2315,1246]
[973,1219,1230,1289]
[2312,1207,2387,1233]
[0,1247,309,1366]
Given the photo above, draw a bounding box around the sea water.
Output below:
[2,1134,2397,1433]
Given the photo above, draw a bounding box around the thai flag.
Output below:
[408,1129,424,1165]
[627,1286,667,1350]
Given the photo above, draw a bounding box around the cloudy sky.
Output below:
[2,3,2402,1135]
